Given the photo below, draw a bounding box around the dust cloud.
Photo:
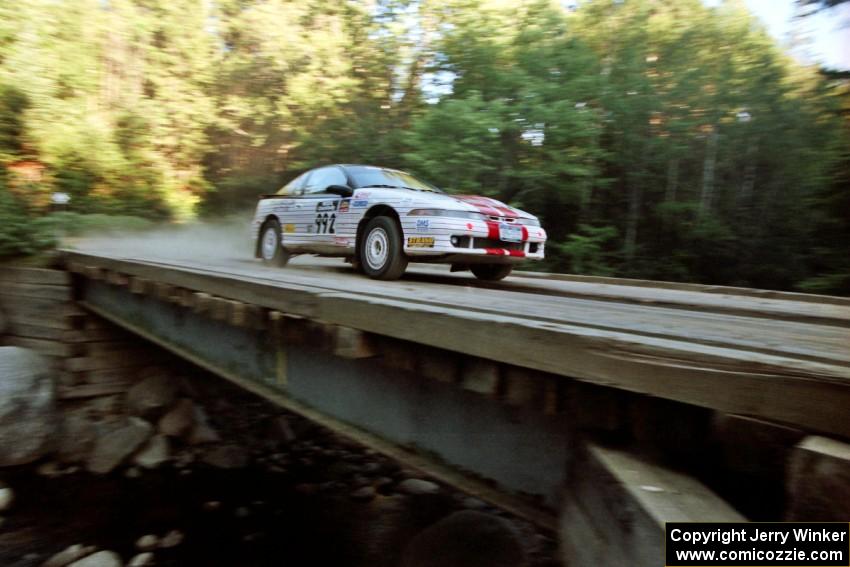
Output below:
[66,214,255,265]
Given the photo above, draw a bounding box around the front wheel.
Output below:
[259,219,290,267]
[359,216,408,280]
[471,264,512,281]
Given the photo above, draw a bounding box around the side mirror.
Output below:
[326,184,353,197]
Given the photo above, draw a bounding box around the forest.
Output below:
[1,0,848,294]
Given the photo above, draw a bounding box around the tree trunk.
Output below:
[700,129,718,216]
[665,157,679,202]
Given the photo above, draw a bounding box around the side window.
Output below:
[277,172,310,196]
[303,166,347,195]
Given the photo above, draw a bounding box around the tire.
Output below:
[359,216,408,280]
[259,219,290,267]
[471,264,512,281]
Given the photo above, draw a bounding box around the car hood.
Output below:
[410,191,531,219]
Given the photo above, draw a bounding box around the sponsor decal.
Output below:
[354,191,371,198]
[334,236,350,246]
[338,200,350,213]
[315,200,339,212]
[466,222,474,230]
[407,237,435,248]
[416,218,430,232]
[284,224,295,233]
[307,224,314,233]
[352,199,369,208]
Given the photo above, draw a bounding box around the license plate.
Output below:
[499,223,523,243]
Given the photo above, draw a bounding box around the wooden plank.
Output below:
[5,311,83,331]
[4,336,81,357]
[0,266,70,286]
[0,282,71,301]
[2,322,67,341]
[58,381,135,399]
[64,351,165,372]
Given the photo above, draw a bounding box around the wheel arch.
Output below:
[355,205,402,256]
[255,214,281,258]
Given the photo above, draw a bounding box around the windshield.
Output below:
[346,166,442,193]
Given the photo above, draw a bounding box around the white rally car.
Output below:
[251,164,546,280]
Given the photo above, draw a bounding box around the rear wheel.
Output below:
[259,219,290,267]
[359,216,408,280]
[471,264,512,281]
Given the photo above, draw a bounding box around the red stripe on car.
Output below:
[484,248,506,255]
[508,250,525,257]
[454,195,519,219]
[486,221,500,239]
[521,226,529,241]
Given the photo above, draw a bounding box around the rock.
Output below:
[126,374,178,418]
[202,445,248,469]
[37,461,63,478]
[188,405,220,445]
[159,529,184,549]
[461,497,487,510]
[132,435,170,469]
[67,550,123,567]
[134,534,158,551]
[398,478,441,496]
[42,544,97,567]
[202,500,221,512]
[0,347,57,466]
[401,511,527,567]
[127,553,153,567]
[268,415,297,444]
[0,485,13,512]
[351,486,376,501]
[56,413,98,464]
[87,417,153,474]
[157,399,195,439]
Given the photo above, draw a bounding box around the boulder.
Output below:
[401,511,527,567]
[42,544,97,567]
[126,373,178,418]
[56,412,98,464]
[132,435,170,469]
[0,347,57,466]
[158,399,195,439]
[188,405,220,445]
[127,553,153,567]
[0,483,13,512]
[87,417,153,474]
[67,550,123,567]
[398,478,441,496]
[202,445,248,469]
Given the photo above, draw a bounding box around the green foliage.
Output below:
[0,0,847,294]
[557,225,618,276]
[0,183,55,258]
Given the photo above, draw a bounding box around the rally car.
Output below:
[251,164,546,281]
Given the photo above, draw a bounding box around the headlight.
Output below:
[408,209,488,220]
[516,217,540,227]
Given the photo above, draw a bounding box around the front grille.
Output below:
[472,238,523,251]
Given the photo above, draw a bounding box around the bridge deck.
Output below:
[63,245,850,438]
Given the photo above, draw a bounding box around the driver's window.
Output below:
[303,167,347,195]
[277,172,310,196]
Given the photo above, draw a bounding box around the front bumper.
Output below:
[401,216,546,261]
